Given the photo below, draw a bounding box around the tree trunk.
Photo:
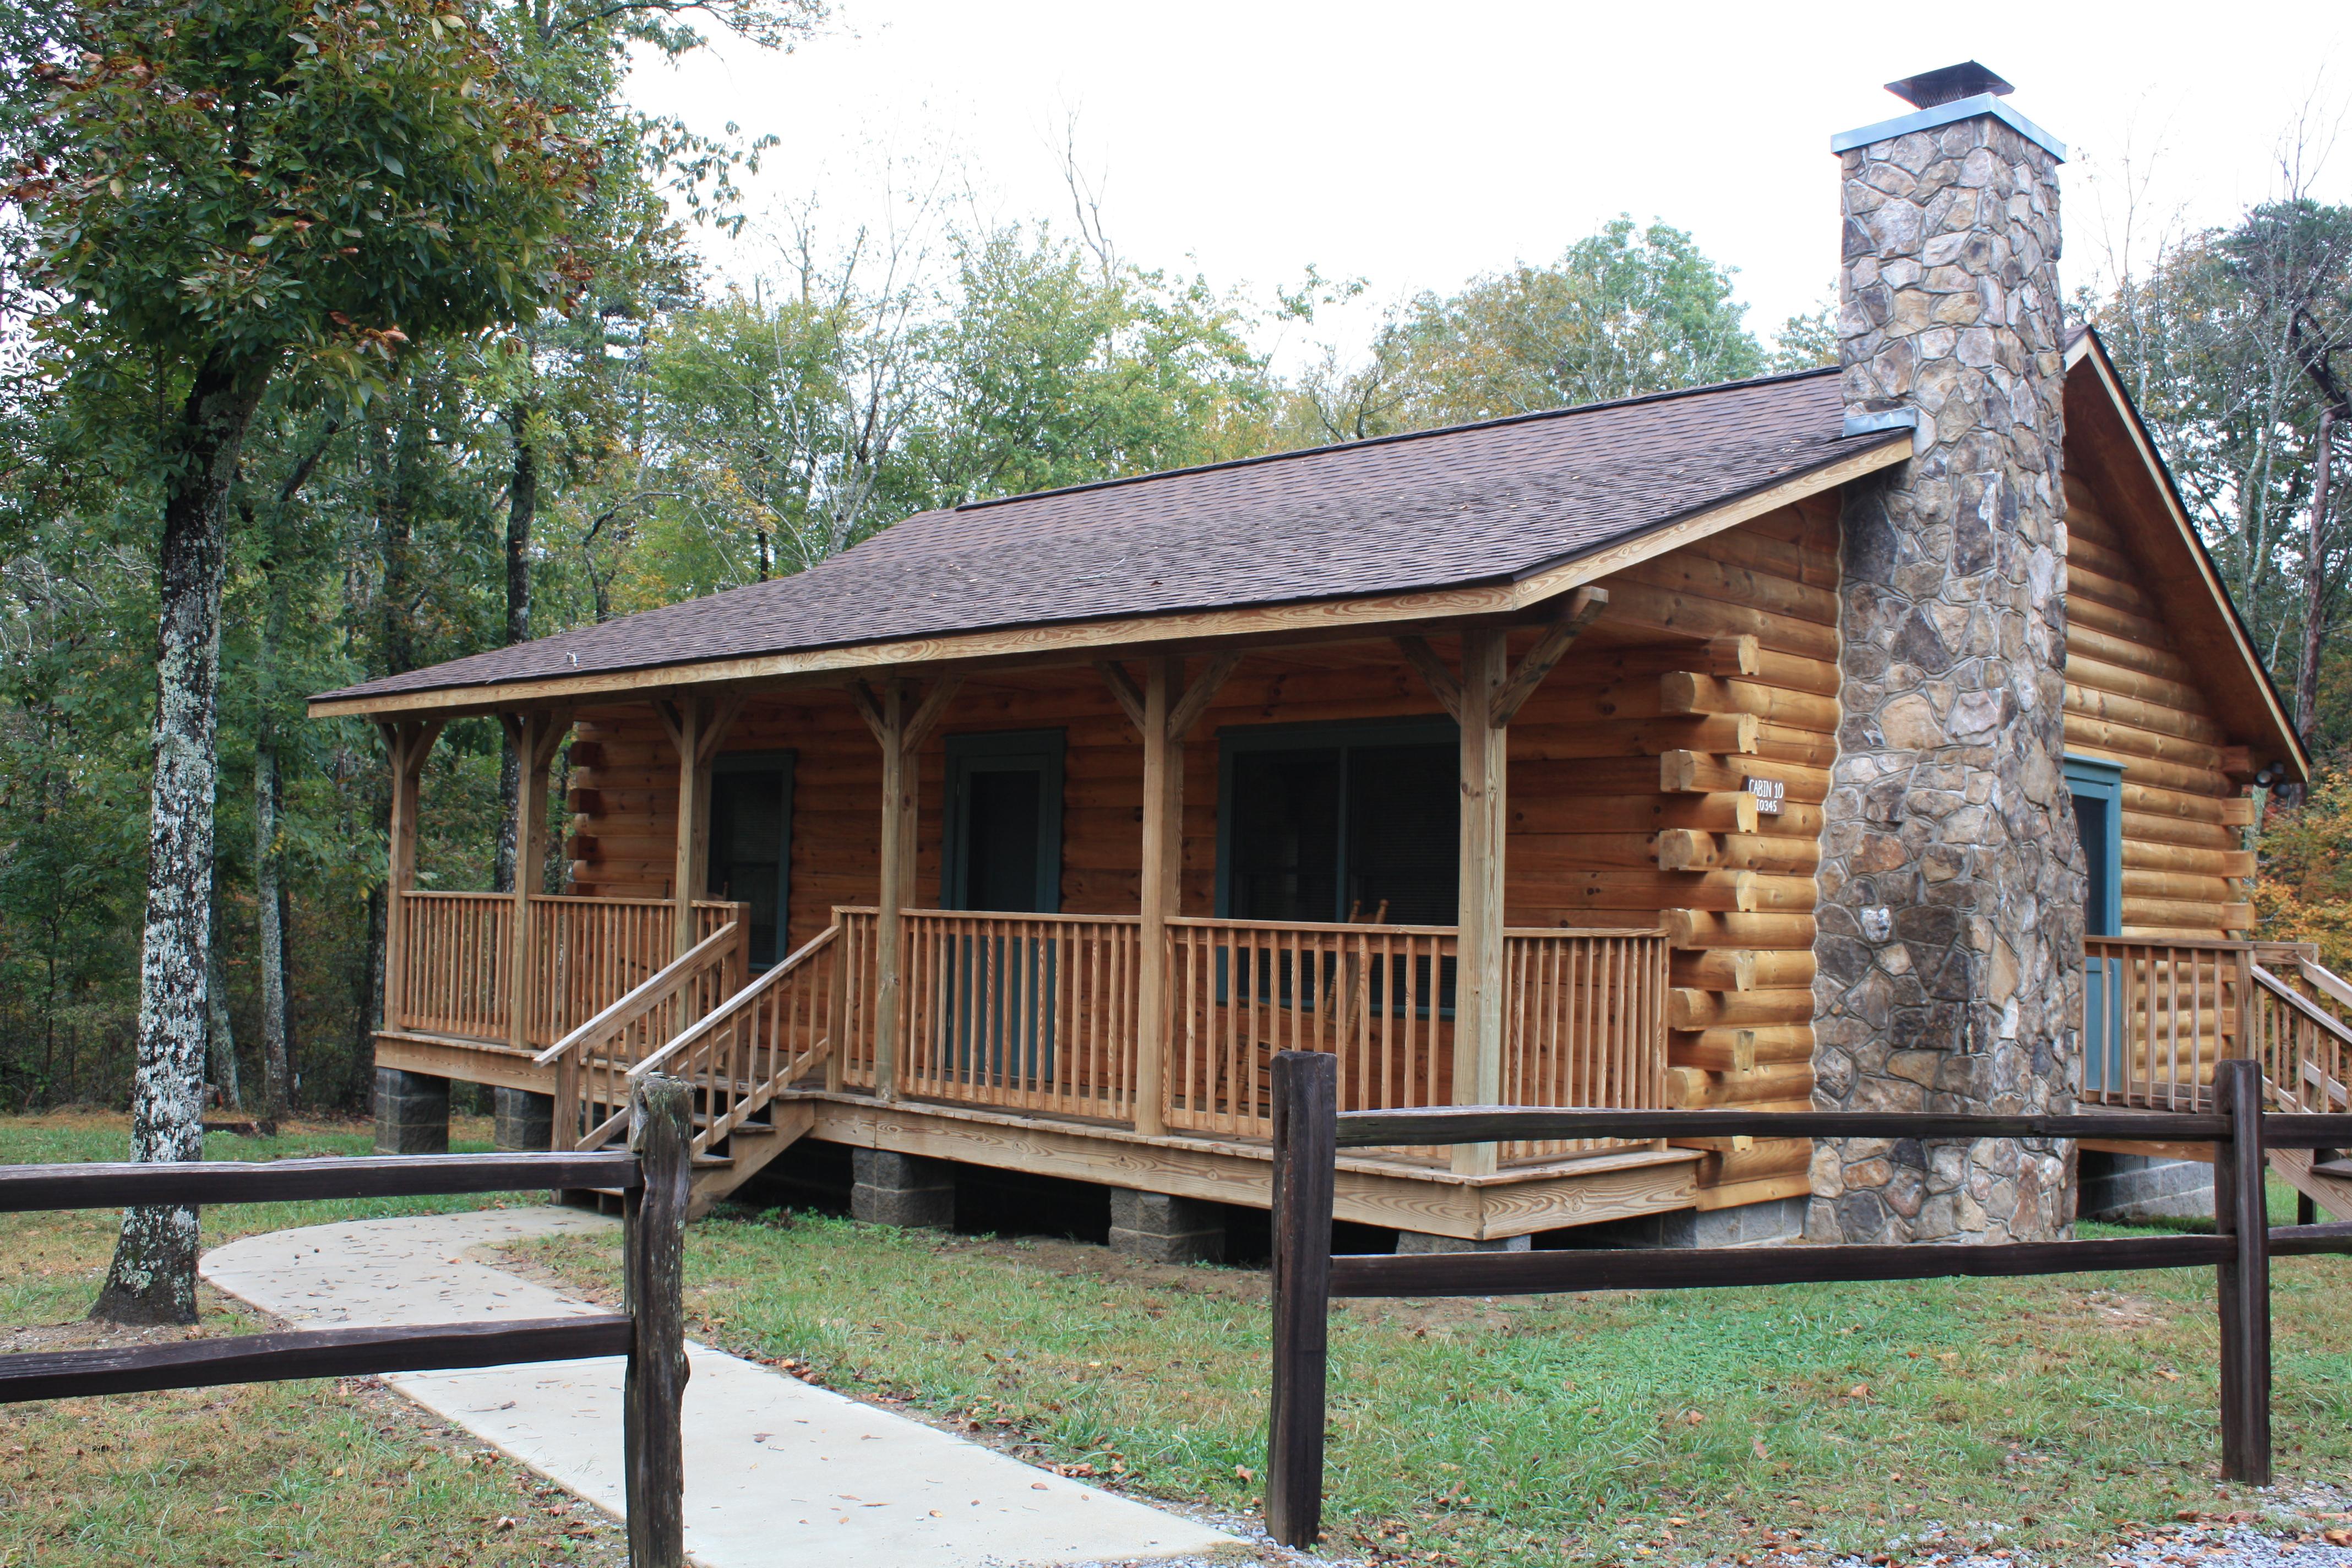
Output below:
[2296,405,2337,747]
[205,878,241,1114]
[93,344,276,1326]
[493,404,537,894]
[254,728,288,1132]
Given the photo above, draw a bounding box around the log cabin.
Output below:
[311,62,2351,1252]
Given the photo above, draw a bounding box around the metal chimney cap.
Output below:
[1885,62,2016,110]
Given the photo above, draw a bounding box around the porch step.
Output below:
[687,1102,818,1220]
[2314,1159,2351,1180]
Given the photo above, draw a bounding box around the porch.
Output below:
[375,887,1696,1236]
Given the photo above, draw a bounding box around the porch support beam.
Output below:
[1455,629,1508,1177]
[655,692,744,956]
[375,717,446,1036]
[1490,587,1607,727]
[1135,658,1182,1135]
[854,676,962,1102]
[498,707,572,1053]
[1103,653,1235,1136]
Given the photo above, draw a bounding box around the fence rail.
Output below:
[1264,1050,2352,1549]
[0,1080,694,1568]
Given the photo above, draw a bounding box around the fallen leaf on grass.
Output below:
[2322,1528,2351,1547]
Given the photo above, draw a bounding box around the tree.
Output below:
[1293,217,1770,443]
[2093,200,2352,753]
[6,0,594,1322]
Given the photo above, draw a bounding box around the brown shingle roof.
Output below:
[318,367,1876,704]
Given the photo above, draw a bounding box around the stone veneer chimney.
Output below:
[1809,64,2087,1244]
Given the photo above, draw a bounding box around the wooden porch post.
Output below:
[1453,628,1509,1177]
[377,717,445,1037]
[1135,658,1182,1136]
[1400,591,1604,1177]
[874,683,912,1102]
[656,693,743,957]
[853,676,962,1103]
[1103,654,1236,1136]
[500,709,571,1053]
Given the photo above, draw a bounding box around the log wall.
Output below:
[2060,471,2256,940]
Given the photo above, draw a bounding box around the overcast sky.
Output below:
[627,0,2349,366]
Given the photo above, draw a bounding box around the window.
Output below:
[707,750,794,967]
[1217,718,1460,924]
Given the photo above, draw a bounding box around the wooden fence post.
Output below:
[625,1074,692,1567]
[2212,1057,2271,1485]
[1268,1048,1336,1549]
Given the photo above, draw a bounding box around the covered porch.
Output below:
[365,607,1722,1240]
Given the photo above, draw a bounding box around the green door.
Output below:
[941,732,1064,1085]
[707,750,794,968]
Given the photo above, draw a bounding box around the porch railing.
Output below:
[396,891,512,1043]
[634,921,842,1156]
[2081,937,2249,1109]
[393,891,742,1048]
[1164,916,1669,1156]
[899,911,1143,1121]
[2247,964,2352,1119]
[821,907,1668,1154]
[539,917,746,1152]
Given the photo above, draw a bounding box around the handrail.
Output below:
[631,923,840,1082]
[535,922,741,1068]
[2251,964,2352,1053]
[2293,957,2352,1014]
[2086,934,2255,954]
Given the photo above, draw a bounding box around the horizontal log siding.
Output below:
[2062,472,2251,940]
[560,498,1840,1202]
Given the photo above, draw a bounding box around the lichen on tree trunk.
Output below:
[92,344,275,1327]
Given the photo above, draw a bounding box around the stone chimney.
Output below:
[1809,64,2086,1244]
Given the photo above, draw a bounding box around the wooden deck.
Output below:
[380,895,1697,1237]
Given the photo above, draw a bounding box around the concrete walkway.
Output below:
[202,1207,1241,1567]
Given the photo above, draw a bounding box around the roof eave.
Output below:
[2066,328,2310,782]
[307,429,1913,722]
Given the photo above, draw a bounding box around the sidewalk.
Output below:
[202,1207,1242,1567]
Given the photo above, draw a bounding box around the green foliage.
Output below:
[12,0,597,379]
[1295,217,1776,442]
[2089,198,2352,732]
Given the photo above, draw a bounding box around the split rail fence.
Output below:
[1264,1050,2352,1549]
[0,1076,699,1568]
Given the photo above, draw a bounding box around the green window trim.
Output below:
[941,728,1066,914]
[2064,754,2125,938]
[708,748,794,966]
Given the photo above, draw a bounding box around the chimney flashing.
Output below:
[1830,92,2066,162]
[1841,407,1920,440]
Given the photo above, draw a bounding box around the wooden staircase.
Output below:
[544,918,845,1218]
[2248,948,2352,1221]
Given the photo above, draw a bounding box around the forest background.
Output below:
[1,2,2349,1118]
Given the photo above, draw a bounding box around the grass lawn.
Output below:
[515,1182,2352,1568]
[0,1112,624,1568]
